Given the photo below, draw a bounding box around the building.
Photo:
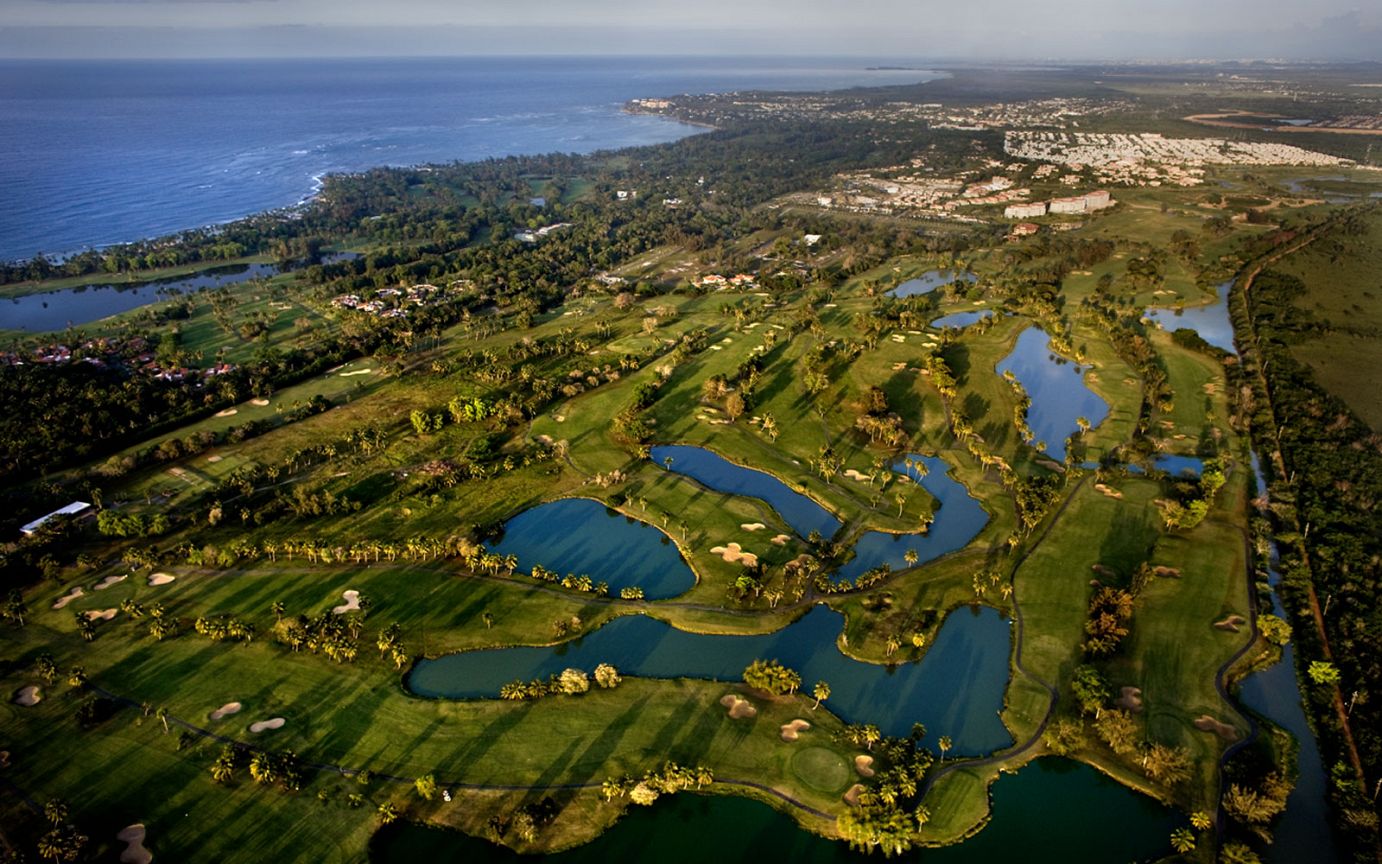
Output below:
[1084,189,1113,210]
[803,234,823,247]
[1010,222,1040,237]
[1004,202,1048,219]
[21,501,91,536]
[1048,196,1089,214]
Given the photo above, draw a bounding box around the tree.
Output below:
[594,663,621,689]
[1170,827,1196,853]
[377,802,400,824]
[558,668,590,695]
[743,659,801,695]
[937,735,953,759]
[812,681,831,710]
[43,799,68,827]
[1219,842,1262,864]
[1307,660,1341,687]
[1,590,27,627]
[35,652,57,684]
[1190,811,1213,831]
[415,773,438,800]
[66,667,87,689]
[725,391,746,423]
[156,706,170,734]
[1257,614,1291,646]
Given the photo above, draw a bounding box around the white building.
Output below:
[21,501,91,535]
[1004,202,1048,219]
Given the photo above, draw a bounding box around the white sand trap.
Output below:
[780,719,812,742]
[1093,483,1124,499]
[117,824,152,864]
[148,573,176,586]
[249,717,286,733]
[854,755,875,778]
[339,369,373,377]
[250,398,270,406]
[553,415,566,423]
[1153,566,1182,578]
[770,534,791,546]
[14,686,41,707]
[710,345,723,351]
[53,586,85,609]
[719,694,757,719]
[843,783,866,806]
[331,589,361,615]
[85,608,118,622]
[206,455,222,463]
[1194,715,1239,742]
[94,574,128,591]
[208,701,242,721]
[215,408,238,417]
[740,522,766,532]
[1117,686,1144,713]
[843,469,870,482]
[710,543,759,567]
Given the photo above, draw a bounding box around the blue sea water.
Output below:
[0,57,939,261]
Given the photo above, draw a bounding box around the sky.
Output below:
[0,0,1380,60]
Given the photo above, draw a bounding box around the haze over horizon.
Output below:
[0,0,1380,61]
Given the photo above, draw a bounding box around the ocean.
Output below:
[0,57,938,262]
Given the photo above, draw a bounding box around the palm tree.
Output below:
[1169,827,1196,853]
[43,799,68,827]
[1189,811,1213,831]
[156,707,170,734]
[937,735,953,759]
[894,491,907,518]
[271,601,285,622]
[377,802,399,825]
[66,667,87,689]
[812,681,831,710]
[904,549,919,566]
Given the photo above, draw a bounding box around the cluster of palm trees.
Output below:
[600,761,713,807]
[193,614,257,643]
[248,750,305,792]
[278,610,363,664]
[742,658,801,695]
[498,663,620,701]
[836,724,938,857]
[35,800,87,864]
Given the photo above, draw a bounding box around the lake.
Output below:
[888,270,977,299]
[371,758,1177,864]
[995,327,1109,462]
[484,498,696,600]
[410,603,1014,755]
[1144,281,1236,353]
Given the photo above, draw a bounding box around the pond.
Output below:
[995,327,1109,462]
[0,261,284,332]
[1144,280,1236,353]
[1236,454,1340,863]
[410,604,1013,756]
[930,310,993,329]
[651,445,842,539]
[1152,454,1204,476]
[888,269,976,299]
[370,758,1176,864]
[484,498,695,599]
[835,455,988,581]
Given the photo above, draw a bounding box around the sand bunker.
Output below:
[208,702,242,721]
[740,523,767,532]
[1117,686,1144,713]
[215,408,238,417]
[1153,566,1182,578]
[52,586,85,609]
[1214,614,1248,632]
[780,719,812,742]
[1093,483,1124,499]
[843,469,871,482]
[854,755,876,778]
[250,398,270,406]
[770,534,791,546]
[843,783,866,806]
[84,608,118,622]
[147,573,176,586]
[206,455,222,463]
[338,368,373,377]
[720,694,757,719]
[117,824,152,864]
[249,717,286,733]
[1091,564,1116,578]
[1194,715,1239,742]
[710,543,759,567]
[94,574,128,591]
[331,589,361,615]
[14,686,41,707]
